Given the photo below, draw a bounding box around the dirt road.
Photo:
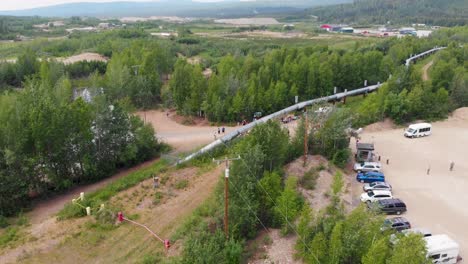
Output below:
[355,108,468,259]
[422,60,433,81]
[136,110,241,153]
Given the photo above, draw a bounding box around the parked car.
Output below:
[369,198,407,215]
[381,217,411,232]
[363,181,392,192]
[356,171,385,183]
[360,190,393,203]
[354,162,382,172]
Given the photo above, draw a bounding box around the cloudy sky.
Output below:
[0,0,228,11]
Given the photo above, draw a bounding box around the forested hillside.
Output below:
[308,0,468,26]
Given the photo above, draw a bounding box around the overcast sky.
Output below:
[0,0,226,11]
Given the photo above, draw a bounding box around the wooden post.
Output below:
[303,108,308,165]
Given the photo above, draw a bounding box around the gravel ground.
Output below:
[352,108,468,260]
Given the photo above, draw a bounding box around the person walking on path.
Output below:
[450,161,455,171]
[218,127,220,134]
[222,127,225,133]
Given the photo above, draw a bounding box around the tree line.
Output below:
[307,0,468,27]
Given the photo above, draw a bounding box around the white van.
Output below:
[404,123,432,138]
[424,234,460,264]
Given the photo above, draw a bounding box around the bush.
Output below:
[0,227,19,247]
[332,149,351,168]
[174,179,189,190]
[0,216,9,228]
[153,192,164,205]
[300,169,319,190]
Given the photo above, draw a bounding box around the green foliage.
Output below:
[0,227,20,248]
[174,179,189,190]
[308,232,327,264]
[331,172,344,196]
[362,237,390,264]
[258,171,282,226]
[181,230,243,264]
[274,177,302,235]
[313,108,352,166]
[308,0,468,26]
[389,234,431,264]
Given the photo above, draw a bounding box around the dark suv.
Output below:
[381,217,411,232]
[369,198,407,215]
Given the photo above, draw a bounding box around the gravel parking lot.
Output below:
[353,108,468,260]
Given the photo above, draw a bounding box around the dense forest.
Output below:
[308,0,468,26]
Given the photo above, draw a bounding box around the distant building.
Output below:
[321,24,345,32]
[283,24,295,30]
[98,23,111,29]
[340,27,354,33]
[66,27,96,33]
[399,27,416,35]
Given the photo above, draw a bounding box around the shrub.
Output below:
[174,179,189,190]
[300,169,319,190]
[332,149,351,168]
[153,192,164,205]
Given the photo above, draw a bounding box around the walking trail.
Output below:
[422,60,433,81]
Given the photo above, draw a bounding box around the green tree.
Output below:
[328,221,344,264]
[307,232,327,264]
[362,237,390,264]
[274,177,302,235]
[389,234,430,264]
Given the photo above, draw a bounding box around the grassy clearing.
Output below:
[58,159,168,220]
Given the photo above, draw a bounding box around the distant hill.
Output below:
[0,0,350,18]
[307,0,468,26]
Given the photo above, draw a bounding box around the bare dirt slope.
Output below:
[2,165,223,263]
[353,107,468,259]
[250,156,333,264]
[136,110,241,153]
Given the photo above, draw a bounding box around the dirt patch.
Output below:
[58,52,108,65]
[363,118,397,133]
[451,107,468,121]
[225,30,307,39]
[250,229,301,264]
[136,110,240,153]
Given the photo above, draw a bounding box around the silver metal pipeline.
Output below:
[405,47,446,67]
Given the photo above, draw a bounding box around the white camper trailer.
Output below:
[424,234,460,264]
[404,123,432,138]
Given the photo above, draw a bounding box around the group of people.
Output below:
[214,127,226,139]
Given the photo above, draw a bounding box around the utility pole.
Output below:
[213,156,241,238]
[303,108,308,165]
